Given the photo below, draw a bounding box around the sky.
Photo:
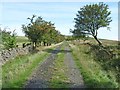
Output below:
[0,1,119,40]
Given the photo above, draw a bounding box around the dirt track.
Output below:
[24,45,62,88]
[64,46,85,88]
[24,42,85,88]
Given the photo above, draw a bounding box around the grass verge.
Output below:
[70,43,119,88]
[2,51,49,88]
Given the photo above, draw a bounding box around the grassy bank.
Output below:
[2,51,49,88]
[70,42,119,88]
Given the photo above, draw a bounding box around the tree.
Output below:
[41,21,56,46]
[73,2,112,45]
[22,15,63,48]
[0,28,17,49]
[22,15,47,48]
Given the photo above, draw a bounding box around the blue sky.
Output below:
[0,2,118,40]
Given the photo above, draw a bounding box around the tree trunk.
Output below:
[93,36,102,46]
[43,42,46,46]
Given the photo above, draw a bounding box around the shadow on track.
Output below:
[43,48,72,54]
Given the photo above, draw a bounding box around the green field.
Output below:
[16,36,30,47]
[16,36,29,43]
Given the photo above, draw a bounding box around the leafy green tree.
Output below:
[22,15,64,48]
[22,15,46,48]
[41,21,55,46]
[73,2,112,45]
[0,28,17,49]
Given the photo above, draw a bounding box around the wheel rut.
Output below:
[24,45,62,88]
[64,46,85,88]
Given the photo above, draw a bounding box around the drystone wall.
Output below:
[0,45,33,65]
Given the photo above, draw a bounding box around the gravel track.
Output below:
[64,46,85,88]
[24,45,62,88]
[24,43,85,88]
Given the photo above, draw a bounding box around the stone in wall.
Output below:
[0,45,33,66]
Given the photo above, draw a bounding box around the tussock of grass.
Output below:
[70,43,119,88]
[2,51,49,88]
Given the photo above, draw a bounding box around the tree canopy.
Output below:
[22,15,64,48]
[0,28,17,49]
[71,2,112,45]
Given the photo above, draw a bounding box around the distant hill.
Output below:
[16,36,29,43]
